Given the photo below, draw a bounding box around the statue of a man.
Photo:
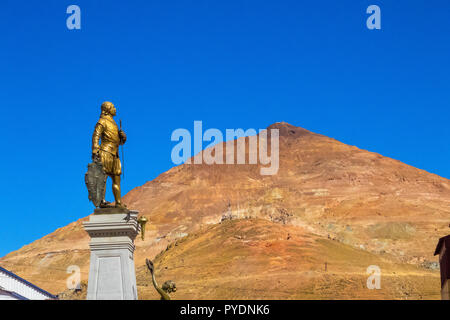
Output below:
[92,101,127,208]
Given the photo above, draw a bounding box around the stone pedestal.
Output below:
[83,210,140,300]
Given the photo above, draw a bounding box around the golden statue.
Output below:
[91,101,127,208]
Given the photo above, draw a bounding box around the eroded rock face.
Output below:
[1,122,449,298]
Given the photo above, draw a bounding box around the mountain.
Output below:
[1,122,449,299]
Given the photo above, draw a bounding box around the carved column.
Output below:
[83,210,139,300]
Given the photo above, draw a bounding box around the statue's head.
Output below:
[101,101,116,117]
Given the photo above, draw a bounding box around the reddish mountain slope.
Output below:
[1,122,448,299]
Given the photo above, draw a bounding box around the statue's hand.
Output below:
[119,130,127,144]
[92,151,100,162]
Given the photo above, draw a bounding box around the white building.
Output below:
[0,266,57,300]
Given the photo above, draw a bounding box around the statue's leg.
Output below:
[112,174,126,207]
[99,175,110,207]
[102,175,107,201]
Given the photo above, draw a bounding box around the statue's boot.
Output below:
[115,201,127,209]
[99,200,112,208]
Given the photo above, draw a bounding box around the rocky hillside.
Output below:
[1,122,448,299]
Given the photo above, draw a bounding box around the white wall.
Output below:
[0,270,53,300]
[0,291,20,300]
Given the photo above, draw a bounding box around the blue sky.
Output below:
[0,0,449,257]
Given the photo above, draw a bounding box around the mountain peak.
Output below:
[267,122,315,138]
[2,120,450,299]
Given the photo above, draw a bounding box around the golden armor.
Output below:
[92,101,127,208]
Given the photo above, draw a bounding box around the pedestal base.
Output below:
[83,210,140,300]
